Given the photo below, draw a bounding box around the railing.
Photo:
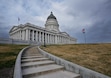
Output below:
[13,46,30,78]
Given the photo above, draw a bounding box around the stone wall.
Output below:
[0,38,37,45]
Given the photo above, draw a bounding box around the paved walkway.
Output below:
[21,46,80,78]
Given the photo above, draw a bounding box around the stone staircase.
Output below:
[21,46,80,78]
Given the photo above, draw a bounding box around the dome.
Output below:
[45,12,60,32]
[47,12,56,19]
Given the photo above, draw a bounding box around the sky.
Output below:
[0,0,111,43]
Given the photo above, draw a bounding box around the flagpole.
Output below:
[18,17,20,25]
[83,32,86,44]
[18,20,19,25]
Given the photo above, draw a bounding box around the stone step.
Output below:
[22,60,55,69]
[21,58,49,63]
[22,55,43,59]
[31,70,81,78]
[22,64,64,78]
[20,47,80,78]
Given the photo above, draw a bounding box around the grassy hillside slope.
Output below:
[0,44,27,78]
[41,44,111,76]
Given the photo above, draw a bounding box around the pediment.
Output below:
[9,26,18,33]
[60,32,70,36]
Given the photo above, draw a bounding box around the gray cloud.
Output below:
[85,0,111,43]
[0,0,111,43]
[60,0,111,43]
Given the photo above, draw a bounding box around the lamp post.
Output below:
[44,30,46,47]
[82,28,86,44]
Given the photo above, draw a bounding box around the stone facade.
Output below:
[9,12,77,45]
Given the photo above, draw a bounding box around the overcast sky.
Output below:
[0,0,111,43]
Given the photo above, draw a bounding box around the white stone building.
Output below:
[9,12,77,45]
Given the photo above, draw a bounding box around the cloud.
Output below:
[0,0,111,43]
[57,0,111,43]
[84,0,111,43]
[87,20,111,43]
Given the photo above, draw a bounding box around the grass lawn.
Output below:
[41,43,111,76]
[0,44,27,78]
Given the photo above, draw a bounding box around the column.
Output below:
[42,32,44,44]
[28,29,30,41]
[38,31,39,42]
[17,31,18,39]
[34,31,36,41]
[39,31,41,42]
[16,32,17,39]
[44,32,45,44]
[18,30,20,40]
[29,30,31,41]
[61,36,62,44]
[48,34,50,44]
[57,35,59,44]
[55,35,57,44]
[32,30,34,41]
[15,32,16,39]
[62,37,64,44]
[24,30,26,40]
[26,29,28,41]
[47,34,49,44]
[60,36,62,43]
[62,36,64,44]
[16,31,18,39]
[41,32,43,43]
[58,36,59,44]
[19,30,22,40]
[45,33,47,44]
[51,35,53,44]
[53,35,54,44]
[36,31,38,41]
[49,34,50,44]
[41,32,42,43]
[19,31,20,40]
[21,30,22,40]
[52,35,53,44]
[47,34,48,43]
[62,36,63,44]
[64,37,65,44]
[22,30,24,40]
[50,35,52,44]
[54,35,55,44]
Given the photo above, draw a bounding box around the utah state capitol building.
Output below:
[9,12,77,45]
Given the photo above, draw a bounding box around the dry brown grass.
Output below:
[41,44,111,76]
[0,44,27,78]
[0,44,27,68]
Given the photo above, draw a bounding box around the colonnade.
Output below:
[10,28,76,44]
